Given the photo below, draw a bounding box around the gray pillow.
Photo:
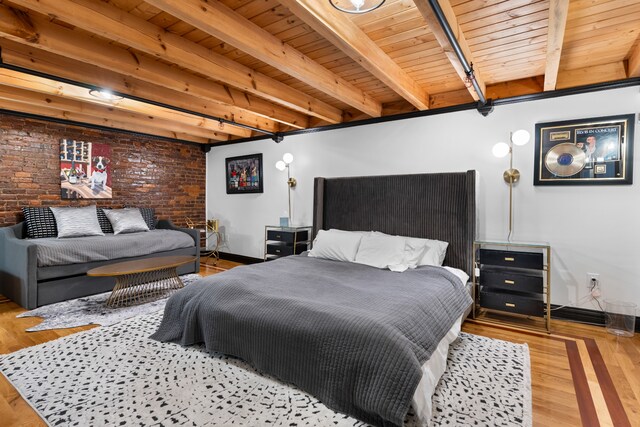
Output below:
[50,205,105,238]
[105,208,150,235]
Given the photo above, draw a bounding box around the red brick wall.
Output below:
[0,113,206,228]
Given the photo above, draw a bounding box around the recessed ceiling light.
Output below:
[89,88,124,101]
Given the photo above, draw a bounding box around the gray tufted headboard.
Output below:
[313,171,476,276]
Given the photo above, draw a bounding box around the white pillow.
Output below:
[402,238,431,268]
[104,208,150,235]
[368,231,447,267]
[308,229,362,262]
[354,232,406,269]
[50,205,104,238]
[405,236,449,266]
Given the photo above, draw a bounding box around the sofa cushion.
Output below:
[50,205,104,238]
[105,208,149,234]
[22,207,58,239]
[37,247,197,281]
[33,229,194,267]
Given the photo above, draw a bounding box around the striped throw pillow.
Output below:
[96,208,114,234]
[22,207,58,239]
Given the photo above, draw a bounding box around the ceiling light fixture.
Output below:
[329,0,385,14]
[88,88,124,102]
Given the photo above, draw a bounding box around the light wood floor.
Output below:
[1,259,638,427]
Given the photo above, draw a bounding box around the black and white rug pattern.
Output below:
[0,311,531,426]
[17,274,202,331]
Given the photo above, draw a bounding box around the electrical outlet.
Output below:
[587,272,600,288]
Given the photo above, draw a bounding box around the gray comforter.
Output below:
[151,255,472,426]
[34,229,194,267]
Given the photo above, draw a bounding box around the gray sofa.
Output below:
[0,220,200,309]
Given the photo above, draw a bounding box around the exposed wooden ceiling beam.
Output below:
[277,0,429,110]
[0,68,251,138]
[6,0,343,124]
[0,97,211,144]
[543,0,570,91]
[629,40,640,77]
[145,0,381,117]
[413,0,486,102]
[0,1,36,42]
[0,41,284,133]
[556,61,627,89]
[0,84,230,141]
[0,14,307,131]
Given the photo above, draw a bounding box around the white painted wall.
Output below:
[207,86,640,309]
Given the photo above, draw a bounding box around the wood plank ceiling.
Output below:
[0,0,638,144]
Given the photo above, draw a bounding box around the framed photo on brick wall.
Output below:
[60,139,113,199]
[225,153,263,194]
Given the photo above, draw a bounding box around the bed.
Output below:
[152,170,476,427]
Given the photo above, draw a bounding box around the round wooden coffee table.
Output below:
[87,256,197,307]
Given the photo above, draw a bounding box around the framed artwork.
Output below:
[60,139,113,199]
[226,153,263,194]
[534,114,634,186]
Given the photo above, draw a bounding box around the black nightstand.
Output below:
[473,241,551,333]
[264,225,312,261]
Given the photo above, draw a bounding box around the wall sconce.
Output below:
[329,0,385,14]
[492,129,530,240]
[275,153,296,224]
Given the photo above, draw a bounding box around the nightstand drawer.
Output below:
[480,270,543,294]
[266,242,307,256]
[479,249,543,270]
[267,229,309,243]
[480,291,544,317]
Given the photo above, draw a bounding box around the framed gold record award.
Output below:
[534,114,634,186]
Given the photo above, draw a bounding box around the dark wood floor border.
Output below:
[583,338,632,427]
[564,340,600,427]
[467,320,625,427]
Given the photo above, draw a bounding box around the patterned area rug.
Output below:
[0,311,531,426]
[17,274,202,331]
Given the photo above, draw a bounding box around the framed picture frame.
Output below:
[60,139,113,199]
[225,153,263,194]
[534,114,634,186]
